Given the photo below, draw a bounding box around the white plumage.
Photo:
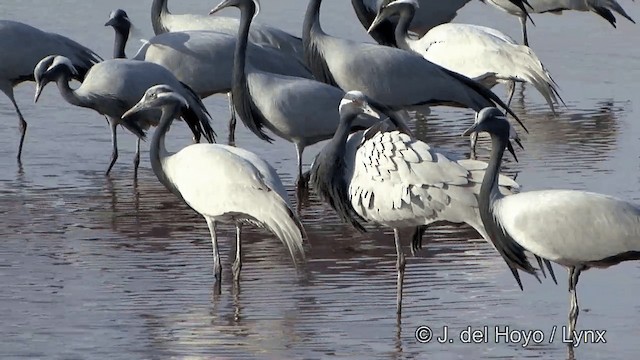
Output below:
[369,0,562,111]
[122,84,305,287]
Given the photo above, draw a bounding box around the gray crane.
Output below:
[0,20,101,162]
[369,0,562,111]
[106,8,312,145]
[463,107,640,345]
[352,0,536,47]
[480,0,635,46]
[310,91,537,316]
[122,84,305,287]
[151,0,303,60]
[209,0,384,189]
[33,55,215,176]
[302,0,528,151]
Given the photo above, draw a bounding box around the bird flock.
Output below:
[1,0,638,352]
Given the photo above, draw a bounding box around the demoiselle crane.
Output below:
[310,91,535,316]
[351,0,533,47]
[0,20,101,161]
[151,0,303,60]
[33,55,215,176]
[122,84,305,286]
[209,0,384,189]
[106,8,312,145]
[302,0,528,153]
[480,0,635,46]
[463,107,640,343]
[368,0,562,111]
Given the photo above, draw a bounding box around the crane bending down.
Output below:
[351,0,533,47]
[209,0,383,189]
[33,55,215,176]
[0,20,101,162]
[122,84,305,286]
[369,0,563,112]
[480,0,635,46]
[302,0,528,154]
[310,91,536,316]
[105,9,312,146]
[463,107,640,344]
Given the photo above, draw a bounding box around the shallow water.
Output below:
[1,0,639,359]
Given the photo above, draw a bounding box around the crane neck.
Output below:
[112,25,130,59]
[151,0,170,35]
[150,104,183,199]
[232,2,254,104]
[54,71,85,108]
[478,133,508,233]
[394,7,415,51]
[328,113,357,154]
[303,0,324,42]
[351,0,397,47]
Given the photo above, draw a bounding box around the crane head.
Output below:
[339,90,379,121]
[34,55,78,103]
[105,9,131,30]
[368,0,418,34]
[209,0,260,19]
[463,107,520,161]
[123,84,189,120]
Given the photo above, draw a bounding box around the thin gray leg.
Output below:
[133,137,141,178]
[206,217,222,284]
[394,228,406,317]
[520,15,529,46]
[469,132,478,160]
[105,118,119,176]
[295,143,306,189]
[227,92,237,146]
[9,94,28,162]
[232,224,242,283]
[567,266,583,346]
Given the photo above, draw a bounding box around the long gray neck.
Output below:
[326,113,356,157]
[151,0,169,35]
[394,7,415,50]
[478,134,508,234]
[303,0,324,42]
[112,26,129,59]
[150,104,183,199]
[54,71,86,108]
[232,3,254,102]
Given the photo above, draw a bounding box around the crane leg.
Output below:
[469,132,478,160]
[227,92,236,146]
[9,95,27,162]
[295,143,307,190]
[394,228,406,317]
[106,119,119,176]
[506,81,516,108]
[133,137,141,178]
[520,15,529,46]
[567,265,583,346]
[206,218,223,290]
[232,224,242,283]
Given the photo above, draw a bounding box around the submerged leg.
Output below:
[567,266,583,345]
[295,143,307,190]
[232,224,242,283]
[9,93,27,162]
[105,119,119,176]
[227,92,237,146]
[394,228,406,317]
[133,137,141,178]
[206,217,222,286]
[520,15,529,46]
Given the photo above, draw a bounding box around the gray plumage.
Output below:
[480,0,635,46]
[151,0,303,61]
[33,55,215,176]
[210,0,383,187]
[464,107,640,344]
[0,20,101,161]
[122,84,305,288]
[303,0,527,134]
[106,8,312,145]
[311,91,524,316]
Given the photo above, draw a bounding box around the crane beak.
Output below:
[367,15,385,34]
[361,102,380,119]
[462,124,478,137]
[34,83,44,103]
[209,0,231,15]
[104,17,116,27]
[122,102,146,120]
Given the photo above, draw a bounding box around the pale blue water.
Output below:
[0,0,639,359]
